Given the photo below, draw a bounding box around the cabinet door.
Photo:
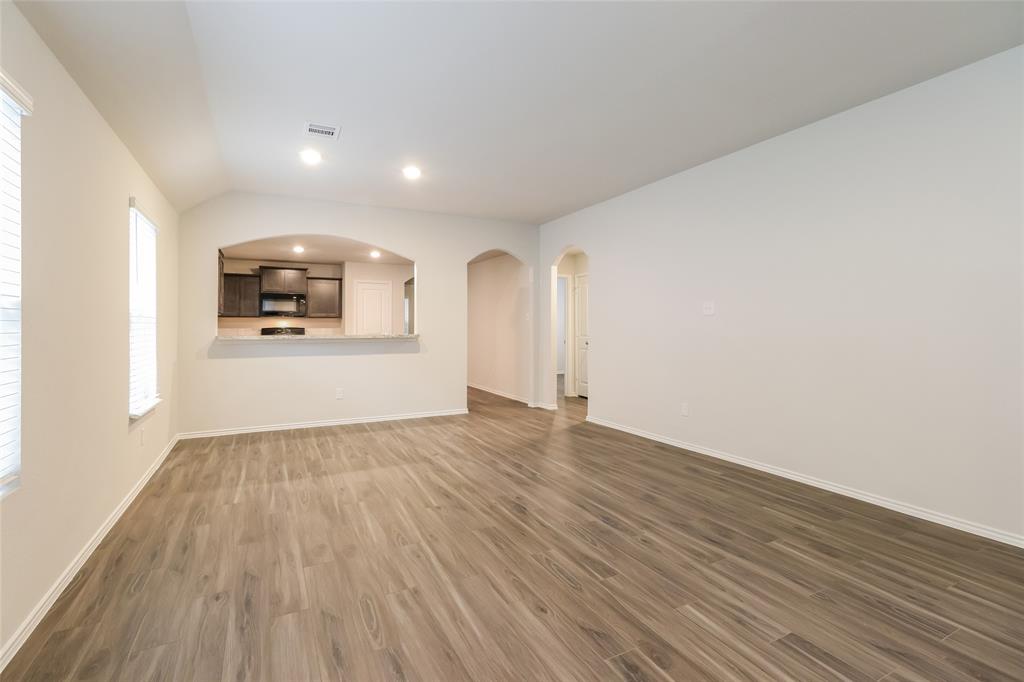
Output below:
[239,276,260,317]
[307,278,341,317]
[221,275,241,316]
[284,269,307,294]
[261,268,285,293]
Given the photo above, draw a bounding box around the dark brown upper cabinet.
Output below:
[260,266,307,294]
[218,250,225,315]
[259,267,284,293]
[307,278,342,318]
[220,274,260,317]
[284,268,307,294]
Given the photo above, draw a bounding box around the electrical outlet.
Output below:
[702,301,716,316]
[335,388,344,400]
[680,403,690,417]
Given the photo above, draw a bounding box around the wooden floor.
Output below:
[6,389,1024,681]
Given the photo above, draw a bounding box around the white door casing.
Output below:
[574,273,589,398]
[355,280,392,335]
[556,276,568,374]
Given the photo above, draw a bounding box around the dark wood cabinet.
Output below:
[220,274,260,317]
[218,251,225,315]
[260,267,284,292]
[284,269,307,294]
[239,276,260,316]
[260,266,307,294]
[222,273,240,316]
[307,278,341,318]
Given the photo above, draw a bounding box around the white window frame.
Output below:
[0,71,32,499]
[128,198,159,420]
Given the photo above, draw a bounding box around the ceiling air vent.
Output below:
[305,122,339,141]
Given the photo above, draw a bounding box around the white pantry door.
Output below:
[574,274,589,398]
[355,280,392,335]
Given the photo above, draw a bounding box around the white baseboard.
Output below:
[467,383,529,405]
[177,408,468,440]
[531,402,558,410]
[0,435,180,673]
[585,415,1024,550]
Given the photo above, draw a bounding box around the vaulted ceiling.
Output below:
[17,1,1024,223]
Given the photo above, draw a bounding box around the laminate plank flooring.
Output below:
[5,389,1024,681]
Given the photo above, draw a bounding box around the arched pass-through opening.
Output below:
[216,233,416,339]
[466,249,533,410]
[551,247,590,419]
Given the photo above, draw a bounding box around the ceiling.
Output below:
[18,1,1024,223]
[221,234,411,265]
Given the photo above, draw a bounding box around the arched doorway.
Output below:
[466,249,532,410]
[552,247,590,416]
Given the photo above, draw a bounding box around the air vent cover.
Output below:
[305,122,339,141]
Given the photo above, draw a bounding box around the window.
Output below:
[0,72,31,497]
[128,200,158,419]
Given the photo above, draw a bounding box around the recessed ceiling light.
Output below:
[292,245,305,254]
[370,250,381,259]
[300,148,322,166]
[402,165,421,180]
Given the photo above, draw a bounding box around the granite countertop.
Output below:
[215,333,419,342]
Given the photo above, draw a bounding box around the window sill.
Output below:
[0,475,21,501]
[129,397,162,422]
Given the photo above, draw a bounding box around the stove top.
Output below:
[260,327,306,336]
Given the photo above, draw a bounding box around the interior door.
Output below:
[355,280,392,335]
[575,274,589,397]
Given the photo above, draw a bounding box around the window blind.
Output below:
[128,203,158,418]
[0,87,26,494]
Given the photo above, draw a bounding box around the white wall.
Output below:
[468,253,532,402]
[178,192,535,435]
[538,47,1024,541]
[342,260,414,335]
[0,2,179,652]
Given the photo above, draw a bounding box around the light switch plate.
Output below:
[702,301,716,316]
[335,388,344,400]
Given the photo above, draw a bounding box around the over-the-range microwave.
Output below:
[261,294,307,317]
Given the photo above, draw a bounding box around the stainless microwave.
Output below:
[261,294,306,317]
